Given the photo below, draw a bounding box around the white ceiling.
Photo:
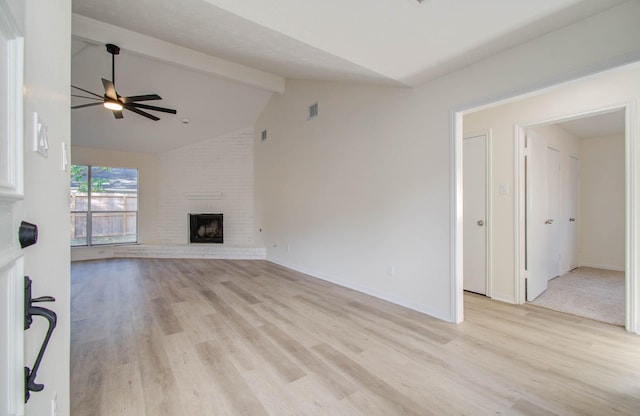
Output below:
[72,0,627,86]
[556,109,625,139]
[70,0,629,152]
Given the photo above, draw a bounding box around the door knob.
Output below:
[477,220,484,226]
[569,217,576,222]
[545,219,554,224]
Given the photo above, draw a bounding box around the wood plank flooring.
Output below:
[70,258,640,415]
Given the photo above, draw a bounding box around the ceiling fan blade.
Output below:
[130,102,177,114]
[113,110,124,119]
[124,105,160,121]
[122,94,162,103]
[72,102,104,109]
[71,85,103,99]
[101,78,118,100]
[71,94,102,101]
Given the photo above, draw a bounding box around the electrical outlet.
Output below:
[51,391,58,416]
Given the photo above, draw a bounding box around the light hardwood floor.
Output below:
[71,258,640,415]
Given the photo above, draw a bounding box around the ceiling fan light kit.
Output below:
[71,43,176,121]
[103,98,123,111]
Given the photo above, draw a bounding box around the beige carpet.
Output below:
[529,267,625,326]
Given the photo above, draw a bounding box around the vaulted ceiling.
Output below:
[70,0,629,152]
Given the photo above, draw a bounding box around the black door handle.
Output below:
[24,276,57,403]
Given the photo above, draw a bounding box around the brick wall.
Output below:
[156,127,255,245]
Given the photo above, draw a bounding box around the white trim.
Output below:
[514,125,526,304]
[624,100,638,333]
[6,259,24,416]
[0,4,24,412]
[486,131,494,299]
[72,14,285,94]
[450,111,463,323]
[0,22,24,197]
[578,263,625,272]
[269,255,452,322]
[490,291,516,304]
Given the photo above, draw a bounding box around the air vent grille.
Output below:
[308,102,318,119]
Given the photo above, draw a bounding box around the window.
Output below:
[70,165,138,246]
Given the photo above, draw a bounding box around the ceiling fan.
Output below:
[71,43,176,121]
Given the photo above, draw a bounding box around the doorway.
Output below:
[455,63,639,333]
[524,110,626,325]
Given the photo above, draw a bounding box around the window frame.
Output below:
[70,164,139,247]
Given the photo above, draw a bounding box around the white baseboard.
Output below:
[267,255,453,323]
[578,263,625,272]
[490,291,516,304]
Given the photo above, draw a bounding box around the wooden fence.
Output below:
[70,192,137,244]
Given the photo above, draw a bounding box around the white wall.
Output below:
[256,81,452,317]
[156,127,256,245]
[23,0,71,414]
[255,1,640,321]
[580,134,625,270]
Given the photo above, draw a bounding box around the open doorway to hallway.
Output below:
[525,110,625,326]
[456,62,639,333]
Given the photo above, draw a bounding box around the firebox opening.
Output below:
[189,213,223,244]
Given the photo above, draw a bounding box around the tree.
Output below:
[70,165,111,192]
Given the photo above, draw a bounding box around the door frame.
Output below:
[0,0,25,413]
[463,131,492,297]
[568,154,581,270]
[451,67,639,334]
[514,103,635,329]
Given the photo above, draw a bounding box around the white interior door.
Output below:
[463,134,487,295]
[526,130,549,301]
[0,3,25,414]
[568,155,580,270]
[546,146,562,280]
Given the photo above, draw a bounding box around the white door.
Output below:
[463,134,487,295]
[568,156,580,270]
[0,3,25,414]
[546,146,562,280]
[526,130,549,301]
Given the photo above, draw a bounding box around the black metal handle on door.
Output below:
[24,276,57,403]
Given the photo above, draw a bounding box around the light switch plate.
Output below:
[61,142,69,172]
[33,112,49,158]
